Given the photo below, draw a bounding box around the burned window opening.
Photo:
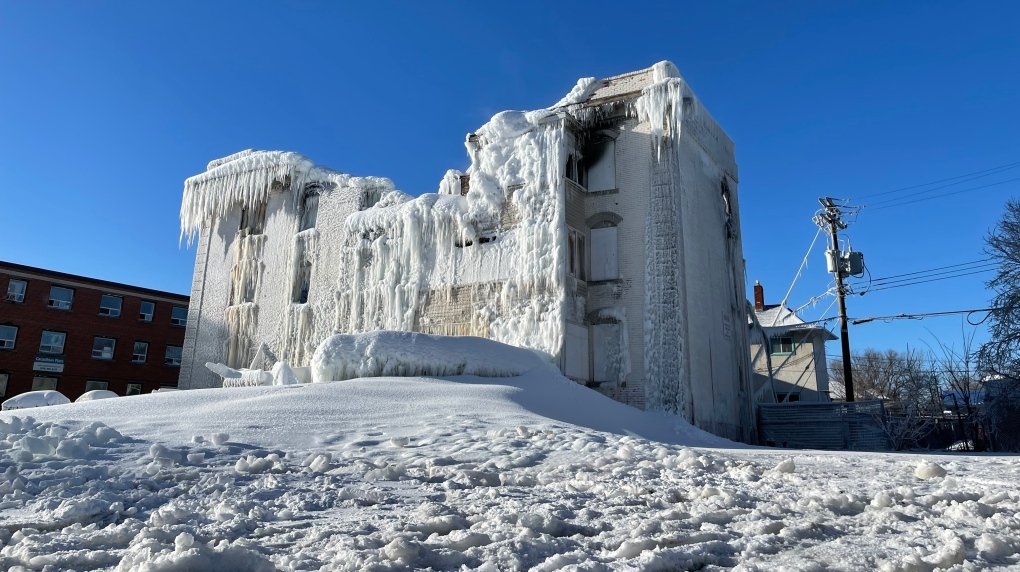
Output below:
[300,190,320,231]
[239,202,267,236]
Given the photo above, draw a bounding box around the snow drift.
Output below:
[310,331,555,382]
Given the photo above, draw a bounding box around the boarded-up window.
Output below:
[590,226,619,281]
[592,323,624,383]
[567,228,586,280]
[587,141,615,192]
[564,323,589,381]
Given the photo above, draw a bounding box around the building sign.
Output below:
[33,355,64,373]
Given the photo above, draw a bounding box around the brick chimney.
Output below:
[753,280,764,311]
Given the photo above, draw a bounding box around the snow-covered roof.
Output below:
[752,305,838,341]
[550,61,681,108]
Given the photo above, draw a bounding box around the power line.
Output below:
[858,262,998,289]
[853,160,1020,201]
[851,307,1003,325]
[863,267,995,293]
[867,177,1020,211]
[864,258,993,283]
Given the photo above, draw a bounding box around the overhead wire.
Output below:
[853,160,1020,201]
[866,177,1020,211]
[864,258,993,283]
[863,268,995,293]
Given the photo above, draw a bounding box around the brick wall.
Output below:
[0,263,188,401]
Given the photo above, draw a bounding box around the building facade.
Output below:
[0,260,189,401]
[177,62,755,441]
[749,282,836,403]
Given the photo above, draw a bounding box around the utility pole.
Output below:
[816,197,860,402]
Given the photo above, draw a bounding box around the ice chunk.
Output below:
[211,433,230,446]
[914,461,947,480]
[55,438,89,460]
[271,361,300,386]
[774,459,796,474]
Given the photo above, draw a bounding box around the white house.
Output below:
[750,282,837,403]
[176,62,754,441]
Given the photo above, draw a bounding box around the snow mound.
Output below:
[311,331,555,383]
[914,461,947,480]
[2,390,70,411]
[76,390,119,402]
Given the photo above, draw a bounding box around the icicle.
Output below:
[180,151,315,245]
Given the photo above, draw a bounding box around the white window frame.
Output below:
[170,306,187,327]
[99,294,123,317]
[126,383,142,396]
[48,286,74,310]
[92,337,116,360]
[0,325,17,350]
[165,345,182,366]
[39,330,66,354]
[132,341,148,363]
[85,380,109,391]
[139,301,155,322]
[771,336,794,355]
[32,376,58,391]
[6,279,26,303]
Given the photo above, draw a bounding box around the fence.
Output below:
[758,400,892,451]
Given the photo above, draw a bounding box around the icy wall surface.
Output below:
[635,66,691,416]
[336,109,569,358]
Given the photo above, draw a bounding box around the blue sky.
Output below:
[2,1,1018,358]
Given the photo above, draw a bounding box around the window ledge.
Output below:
[587,188,619,196]
[588,279,623,286]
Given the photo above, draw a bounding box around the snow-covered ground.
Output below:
[1,338,1019,570]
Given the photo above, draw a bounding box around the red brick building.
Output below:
[0,260,189,401]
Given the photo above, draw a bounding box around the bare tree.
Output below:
[927,328,985,451]
[981,199,1020,376]
[829,347,941,413]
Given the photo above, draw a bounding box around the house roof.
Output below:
[751,304,838,341]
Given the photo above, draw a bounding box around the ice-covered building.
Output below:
[176,62,754,441]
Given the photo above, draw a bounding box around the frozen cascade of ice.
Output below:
[278,229,319,365]
[181,151,314,244]
[637,69,690,417]
[336,111,568,358]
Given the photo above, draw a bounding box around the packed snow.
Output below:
[1,390,70,411]
[3,335,1019,570]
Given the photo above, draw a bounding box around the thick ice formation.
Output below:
[180,151,395,245]
[310,331,555,382]
[635,63,691,416]
[181,151,313,244]
[336,109,567,357]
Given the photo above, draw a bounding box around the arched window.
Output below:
[300,190,320,231]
